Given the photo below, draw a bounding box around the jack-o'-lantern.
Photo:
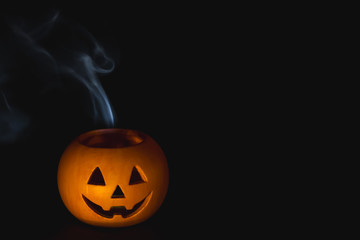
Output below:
[57,129,169,227]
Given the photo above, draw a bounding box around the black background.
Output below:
[0,2,236,239]
[0,3,332,238]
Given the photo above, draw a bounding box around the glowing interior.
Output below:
[79,129,144,148]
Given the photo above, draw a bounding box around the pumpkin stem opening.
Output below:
[79,129,144,148]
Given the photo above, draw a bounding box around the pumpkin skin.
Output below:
[57,129,169,227]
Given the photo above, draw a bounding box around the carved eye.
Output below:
[129,166,147,185]
[88,167,106,185]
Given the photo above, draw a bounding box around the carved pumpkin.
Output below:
[57,129,169,227]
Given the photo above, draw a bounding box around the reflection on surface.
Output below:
[51,220,160,240]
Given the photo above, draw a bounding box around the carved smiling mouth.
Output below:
[82,193,151,219]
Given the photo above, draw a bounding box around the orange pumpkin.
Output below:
[57,129,169,227]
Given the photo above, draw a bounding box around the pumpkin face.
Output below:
[57,129,169,227]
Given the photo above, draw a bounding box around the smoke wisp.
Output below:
[0,12,116,143]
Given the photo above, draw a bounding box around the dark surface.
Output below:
[0,3,230,239]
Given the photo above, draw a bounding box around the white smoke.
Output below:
[0,12,116,143]
[0,90,30,143]
[60,38,115,127]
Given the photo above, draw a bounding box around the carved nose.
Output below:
[111,185,125,198]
